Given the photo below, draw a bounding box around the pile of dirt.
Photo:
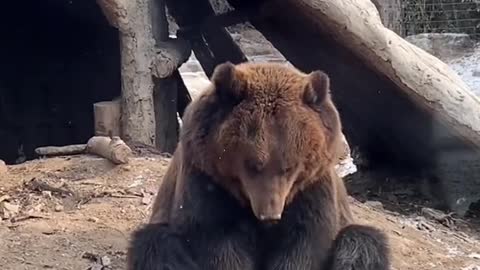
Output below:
[1,154,480,269]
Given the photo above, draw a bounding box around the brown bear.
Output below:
[127,62,391,270]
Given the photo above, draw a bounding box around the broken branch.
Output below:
[35,145,87,157]
[86,136,133,164]
[152,38,192,79]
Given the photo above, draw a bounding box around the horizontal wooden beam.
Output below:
[152,38,192,79]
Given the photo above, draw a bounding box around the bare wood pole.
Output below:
[97,0,156,146]
[151,0,193,153]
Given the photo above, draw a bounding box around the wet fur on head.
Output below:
[180,61,343,217]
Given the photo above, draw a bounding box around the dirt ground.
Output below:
[1,153,480,270]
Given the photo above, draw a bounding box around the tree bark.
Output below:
[97,0,156,146]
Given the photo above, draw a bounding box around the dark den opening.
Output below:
[0,0,121,164]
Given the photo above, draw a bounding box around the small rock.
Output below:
[89,263,103,270]
[141,194,152,205]
[364,200,384,210]
[392,230,402,236]
[87,217,99,223]
[82,252,99,261]
[54,205,64,212]
[0,195,11,203]
[468,253,480,260]
[473,70,480,77]
[42,191,52,199]
[101,255,111,266]
[1,202,20,219]
[32,204,44,213]
[462,265,480,270]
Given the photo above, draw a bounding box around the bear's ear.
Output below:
[211,62,243,102]
[303,70,330,106]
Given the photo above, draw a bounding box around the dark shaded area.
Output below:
[0,0,121,164]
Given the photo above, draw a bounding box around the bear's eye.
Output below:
[245,160,263,174]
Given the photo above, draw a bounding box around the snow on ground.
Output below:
[447,44,480,96]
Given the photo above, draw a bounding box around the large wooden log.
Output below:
[224,0,480,215]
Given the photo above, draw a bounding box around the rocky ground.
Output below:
[2,154,480,270]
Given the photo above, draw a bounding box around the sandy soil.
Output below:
[1,154,480,270]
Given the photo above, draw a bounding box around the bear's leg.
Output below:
[126,223,200,270]
[127,221,257,270]
[327,224,390,270]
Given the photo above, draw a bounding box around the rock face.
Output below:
[405,33,475,60]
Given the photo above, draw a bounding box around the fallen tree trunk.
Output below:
[225,0,480,215]
[86,136,132,164]
[35,136,133,164]
[35,145,87,156]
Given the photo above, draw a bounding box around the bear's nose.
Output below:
[259,213,282,222]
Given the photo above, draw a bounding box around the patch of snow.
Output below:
[447,44,480,96]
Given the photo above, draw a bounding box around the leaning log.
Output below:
[225,0,480,215]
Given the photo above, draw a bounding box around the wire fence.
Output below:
[403,1,479,38]
[378,0,480,39]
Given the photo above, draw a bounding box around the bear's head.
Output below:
[181,62,343,222]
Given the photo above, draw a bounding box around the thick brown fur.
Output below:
[128,62,390,270]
